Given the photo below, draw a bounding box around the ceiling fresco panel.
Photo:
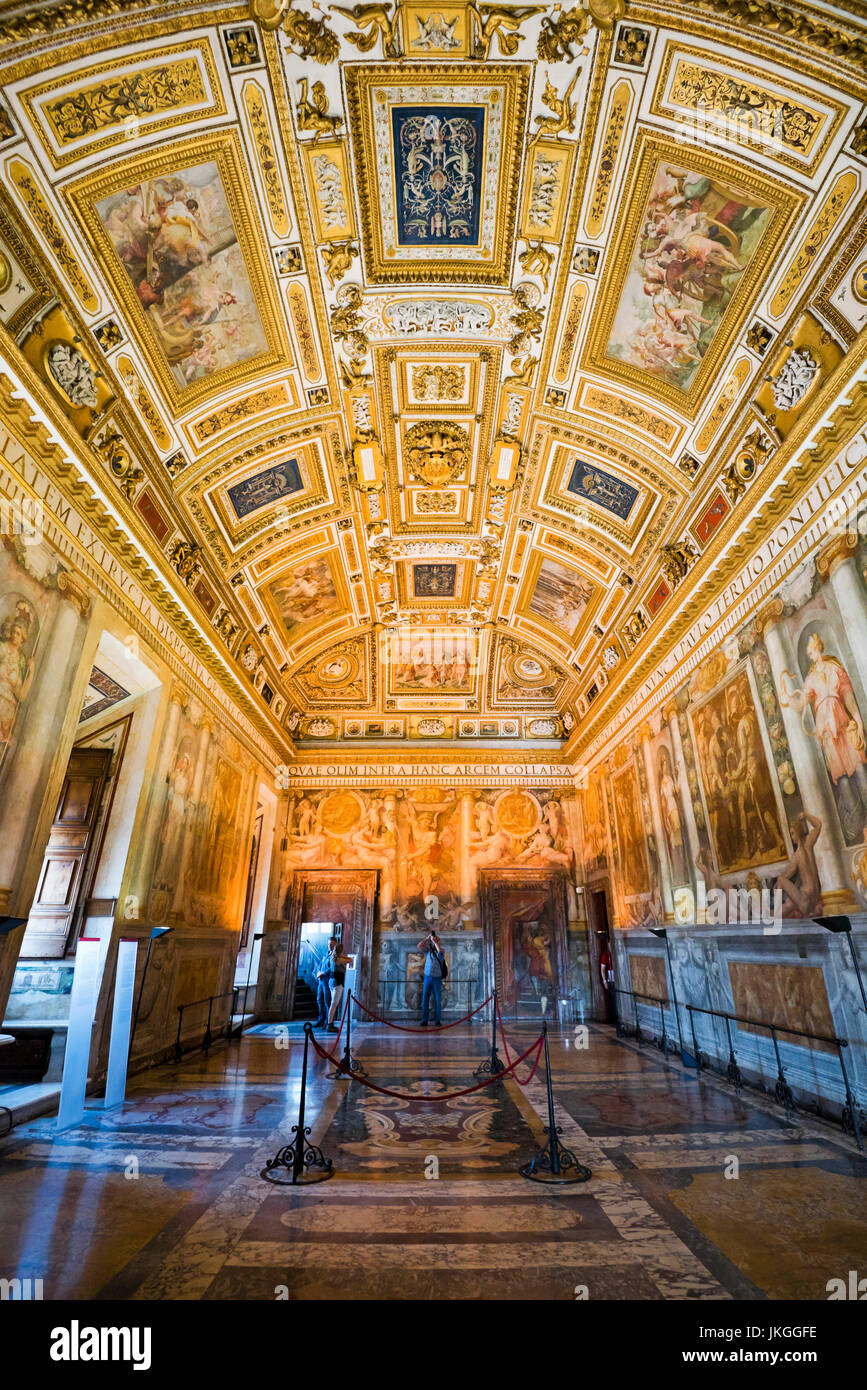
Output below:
[66,131,291,409]
[584,132,803,414]
[344,62,530,284]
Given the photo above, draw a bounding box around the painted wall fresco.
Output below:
[128,692,257,932]
[272,783,586,1018]
[96,164,268,386]
[606,161,771,390]
[615,925,867,1111]
[728,960,835,1051]
[0,538,90,915]
[112,687,269,1061]
[690,665,787,875]
[578,532,867,929]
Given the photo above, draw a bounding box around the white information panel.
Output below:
[56,936,101,1132]
[104,938,138,1109]
[344,955,358,1018]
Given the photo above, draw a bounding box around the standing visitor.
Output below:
[315,951,332,1028]
[326,937,351,1032]
[418,930,447,1027]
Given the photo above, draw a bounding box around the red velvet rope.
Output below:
[494,994,550,1086]
[495,992,530,1071]
[309,1028,545,1101]
[510,1034,546,1088]
[353,991,492,1033]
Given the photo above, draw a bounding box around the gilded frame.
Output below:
[344,62,530,285]
[583,131,803,417]
[66,129,290,411]
[18,37,225,170]
[650,41,846,176]
[477,867,570,1023]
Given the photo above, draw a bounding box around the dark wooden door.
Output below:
[22,748,113,959]
[586,887,616,1023]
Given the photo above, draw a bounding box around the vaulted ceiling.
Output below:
[0,0,865,761]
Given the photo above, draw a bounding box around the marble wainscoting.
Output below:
[614,921,867,1116]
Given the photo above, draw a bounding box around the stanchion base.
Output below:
[261,1164,334,1186]
[519,1128,592,1184]
[473,1052,505,1079]
[329,1053,367,1079]
[520,1154,593,1184]
[260,1134,335,1185]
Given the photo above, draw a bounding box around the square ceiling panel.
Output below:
[344,63,530,285]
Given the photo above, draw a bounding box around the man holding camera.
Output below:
[418,929,447,1027]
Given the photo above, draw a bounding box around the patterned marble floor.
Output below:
[1,1021,865,1301]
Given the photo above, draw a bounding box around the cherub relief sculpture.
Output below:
[251,0,340,62]
[533,70,580,140]
[321,241,358,289]
[468,3,545,58]
[295,78,343,143]
[331,1,400,56]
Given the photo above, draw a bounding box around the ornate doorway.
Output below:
[282,869,378,1019]
[478,868,569,1023]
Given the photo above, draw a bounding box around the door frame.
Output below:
[282,868,378,1019]
[21,746,114,959]
[477,867,570,1023]
[585,880,616,1023]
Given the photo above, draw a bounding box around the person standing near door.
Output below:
[418,930,446,1027]
[315,951,332,1029]
[326,937,351,1032]
[599,933,615,993]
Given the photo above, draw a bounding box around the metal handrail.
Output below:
[684,1002,847,1048]
[375,975,480,1011]
[611,985,862,1150]
[175,988,238,1062]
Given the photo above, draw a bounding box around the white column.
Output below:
[138,683,186,893]
[460,791,475,916]
[379,792,398,921]
[818,537,867,698]
[0,590,87,904]
[664,704,701,871]
[639,725,675,922]
[757,599,856,910]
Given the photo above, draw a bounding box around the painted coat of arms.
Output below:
[391,106,485,244]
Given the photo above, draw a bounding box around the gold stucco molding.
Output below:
[752,597,785,635]
[57,569,91,617]
[815,530,858,581]
[0,370,286,769]
[570,365,867,763]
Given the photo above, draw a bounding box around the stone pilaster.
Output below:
[756,598,857,912]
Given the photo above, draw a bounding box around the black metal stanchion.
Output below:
[473,990,505,1078]
[520,1025,592,1184]
[330,990,366,1078]
[770,1025,795,1119]
[261,1022,333,1185]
